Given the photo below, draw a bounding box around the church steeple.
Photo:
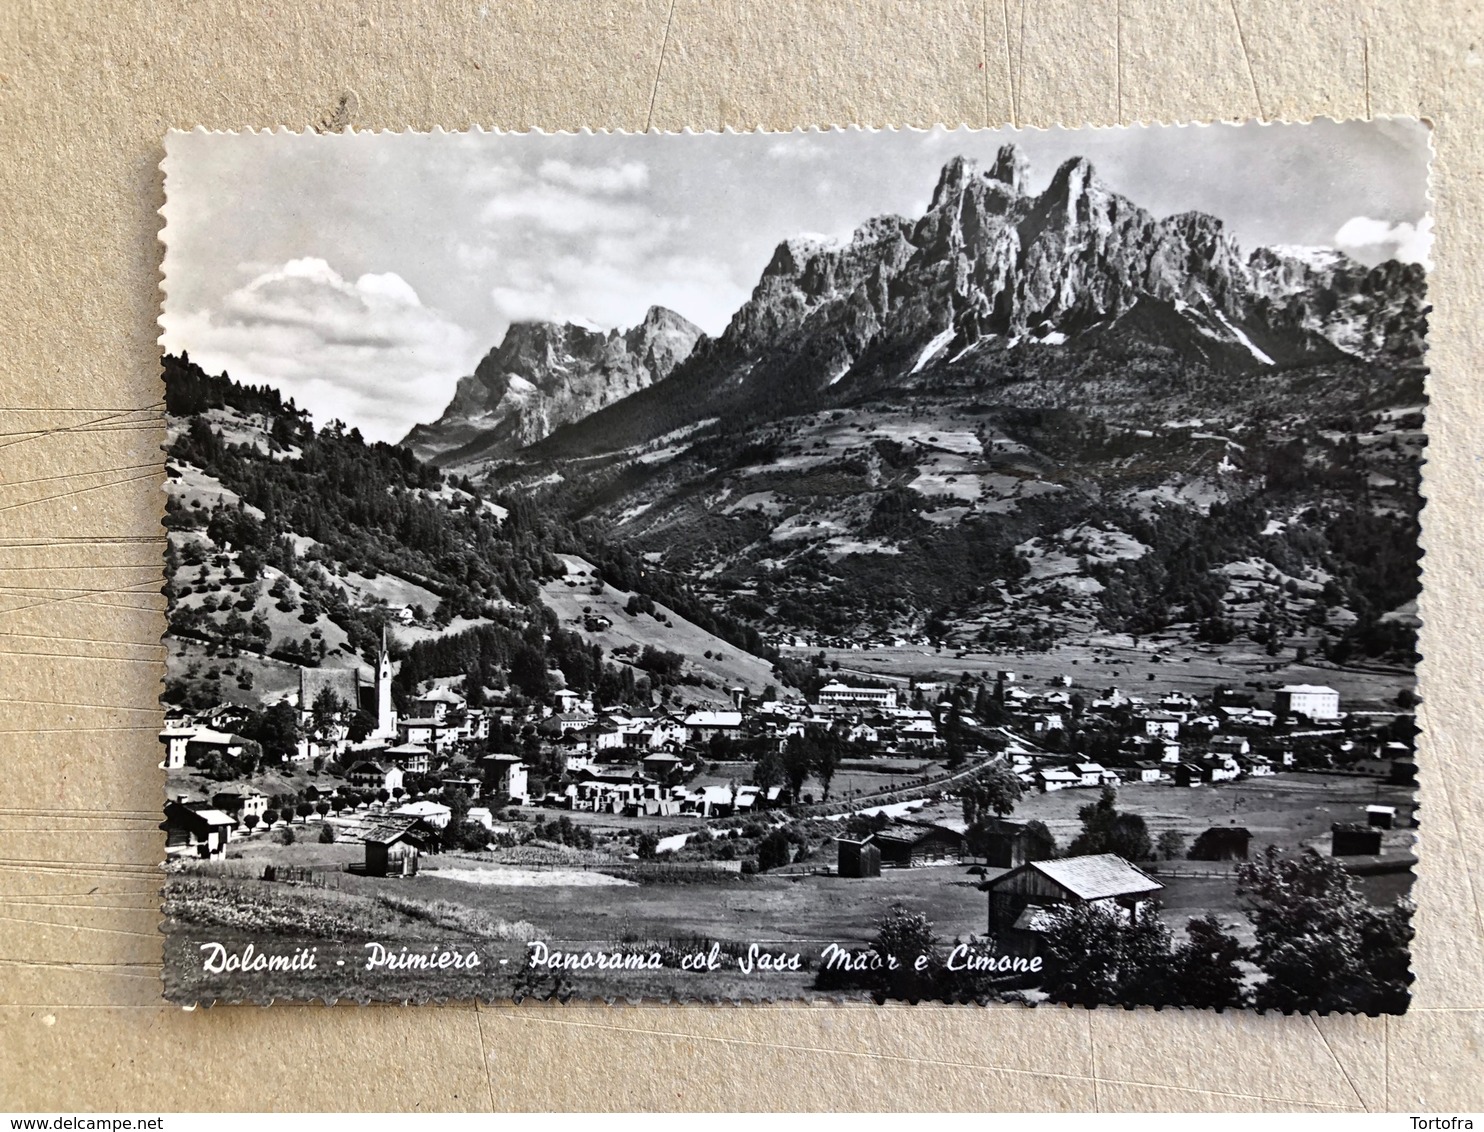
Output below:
[375,624,395,739]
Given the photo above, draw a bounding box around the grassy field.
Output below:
[167,768,1418,1003]
[801,641,1414,709]
[692,757,944,805]
[973,770,1419,856]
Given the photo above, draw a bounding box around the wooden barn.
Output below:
[984,854,1164,957]
[972,817,1041,870]
[873,821,963,868]
[362,818,430,877]
[1388,759,1418,786]
[1331,822,1383,856]
[836,837,882,878]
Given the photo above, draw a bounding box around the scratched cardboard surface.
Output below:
[0,0,1481,1112]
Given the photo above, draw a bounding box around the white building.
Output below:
[683,710,744,742]
[392,800,452,829]
[817,682,898,710]
[158,725,196,770]
[1275,684,1341,721]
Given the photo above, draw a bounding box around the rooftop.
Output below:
[1007,854,1163,901]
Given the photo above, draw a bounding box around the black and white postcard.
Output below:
[157,122,1428,1010]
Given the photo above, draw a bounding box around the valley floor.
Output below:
[796,639,1414,708]
[162,770,1413,1005]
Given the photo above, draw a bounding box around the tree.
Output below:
[960,760,1023,825]
[346,709,374,744]
[262,808,279,829]
[782,735,814,800]
[942,704,966,768]
[295,801,313,824]
[241,813,259,834]
[1068,785,1152,861]
[870,904,942,1002]
[315,800,330,819]
[752,745,785,791]
[756,829,792,872]
[636,832,658,859]
[510,644,549,698]
[1040,902,1174,1007]
[1022,819,1058,862]
[1156,830,1187,861]
[242,701,300,762]
[310,686,345,740]
[1165,915,1248,1009]
[813,738,839,801]
[1237,847,1414,1013]
[376,788,391,807]
[439,788,473,850]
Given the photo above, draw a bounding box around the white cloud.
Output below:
[1334,214,1434,270]
[488,248,741,337]
[537,158,648,194]
[160,258,474,443]
[478,186,653,234]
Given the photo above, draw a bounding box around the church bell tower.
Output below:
[376,625,395,739]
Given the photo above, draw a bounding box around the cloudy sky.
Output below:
[160,120,1431,442]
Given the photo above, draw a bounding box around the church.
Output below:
[297,627,397,746]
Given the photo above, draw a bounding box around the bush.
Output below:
[756,829,793,872]
[278,828,296,846]
[318,824,337,844]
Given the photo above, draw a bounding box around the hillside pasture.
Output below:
[539,554,778,703]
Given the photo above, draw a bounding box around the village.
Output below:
[160,617,1418,994]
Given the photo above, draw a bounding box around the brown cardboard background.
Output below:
[0,0,1481,1111]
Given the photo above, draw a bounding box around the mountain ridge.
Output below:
[512,146,1425,464]
[403,304,702,465]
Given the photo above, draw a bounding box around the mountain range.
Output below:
[403,145,1426,468]
[394,147,1426,659]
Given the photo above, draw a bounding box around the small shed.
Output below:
[972,817,1038,870]
[363,818,428,877]
[1173,762,1206,788]
[837,837,882,878]
[1388,759,1418,786]
[1331,822,1384,856]
[1366,805,1397,829]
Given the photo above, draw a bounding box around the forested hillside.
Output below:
[161,354,775,716]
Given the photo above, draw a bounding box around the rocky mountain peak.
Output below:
[402,307,701,465]
[499,149,1429,464]
[989,143,1030,192]
[929,155,979,210]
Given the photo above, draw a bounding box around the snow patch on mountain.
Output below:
[910,328,957,374]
